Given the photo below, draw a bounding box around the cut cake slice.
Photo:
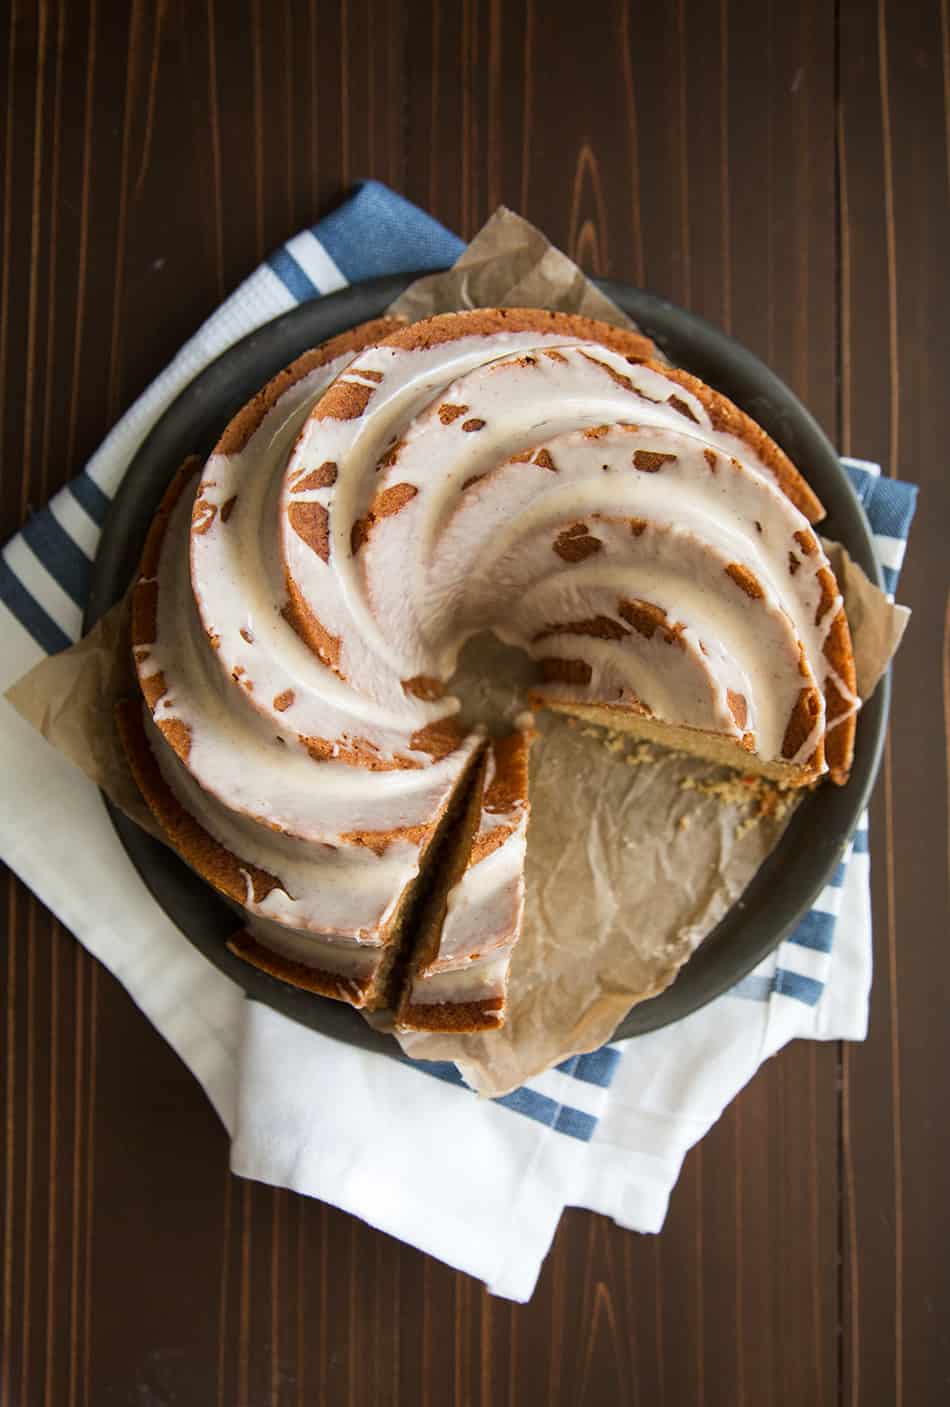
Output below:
[396,731,533,1033]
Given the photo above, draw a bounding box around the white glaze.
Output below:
[145,710,424,936]
[242,914,380,990]
[139,466,482,842]
[281,341,853,776]
[408,742,529,1009]
[135,319,854,1007]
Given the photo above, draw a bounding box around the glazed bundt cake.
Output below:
[119,308,857,1033]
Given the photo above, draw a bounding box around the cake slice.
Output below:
[396,731,532,1033]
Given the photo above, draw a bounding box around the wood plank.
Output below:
[837,2,950,1404]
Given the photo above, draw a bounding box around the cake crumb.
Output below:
[575,721,658,767]
[569,717,797,833]
[680,767,798,835]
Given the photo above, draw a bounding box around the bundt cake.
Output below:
[118,308,857,1033]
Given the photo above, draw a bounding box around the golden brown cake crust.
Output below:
[116,697,286,908]
[468,730,534,865]
[307,308,655,431]
[132,457,201,645]
[131,457,204,764]
[214,317,405,455]
[226,931,373,1006]
[821,605,857,783]
[483,731,532,813]
[396,730,533,1033]
[638,360,826,524]
[398,998,504,1033]
[368,307,656,359]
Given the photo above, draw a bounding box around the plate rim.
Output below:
[87,273,888,1046]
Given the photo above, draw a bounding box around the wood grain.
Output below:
[0,1,947,1403]
[838,4,950,1405]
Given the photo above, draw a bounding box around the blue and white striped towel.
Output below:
[0,183,917,1301]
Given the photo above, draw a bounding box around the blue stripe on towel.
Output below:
[558,1046,622,1087]
[788,909,837,953]
[730,973,774,1003]
[266,247,319,303]
[405,1056,596,1141]
[773,969,825,1006]
[864,475,918,541]
[0,555,72,655]
[315,181,464,283]
[20,508,93,607]
[552,1105,598,1141]
[68,471,111,527]
[494,1085,596,1142]
[411,1059,467,1089]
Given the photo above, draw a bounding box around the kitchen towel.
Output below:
[0,181,917,1301]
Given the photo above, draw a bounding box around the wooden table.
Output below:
[2,3,947,1402]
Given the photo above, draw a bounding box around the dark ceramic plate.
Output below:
[87,275,888,1050]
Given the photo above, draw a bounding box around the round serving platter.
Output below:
[86,275,888,1049]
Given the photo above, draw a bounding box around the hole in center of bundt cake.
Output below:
[447,632,541,735]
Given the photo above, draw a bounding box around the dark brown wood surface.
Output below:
[1,2,947,1402]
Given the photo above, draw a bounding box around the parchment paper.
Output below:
[388,207,634,329]
[6,208,909,1098]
